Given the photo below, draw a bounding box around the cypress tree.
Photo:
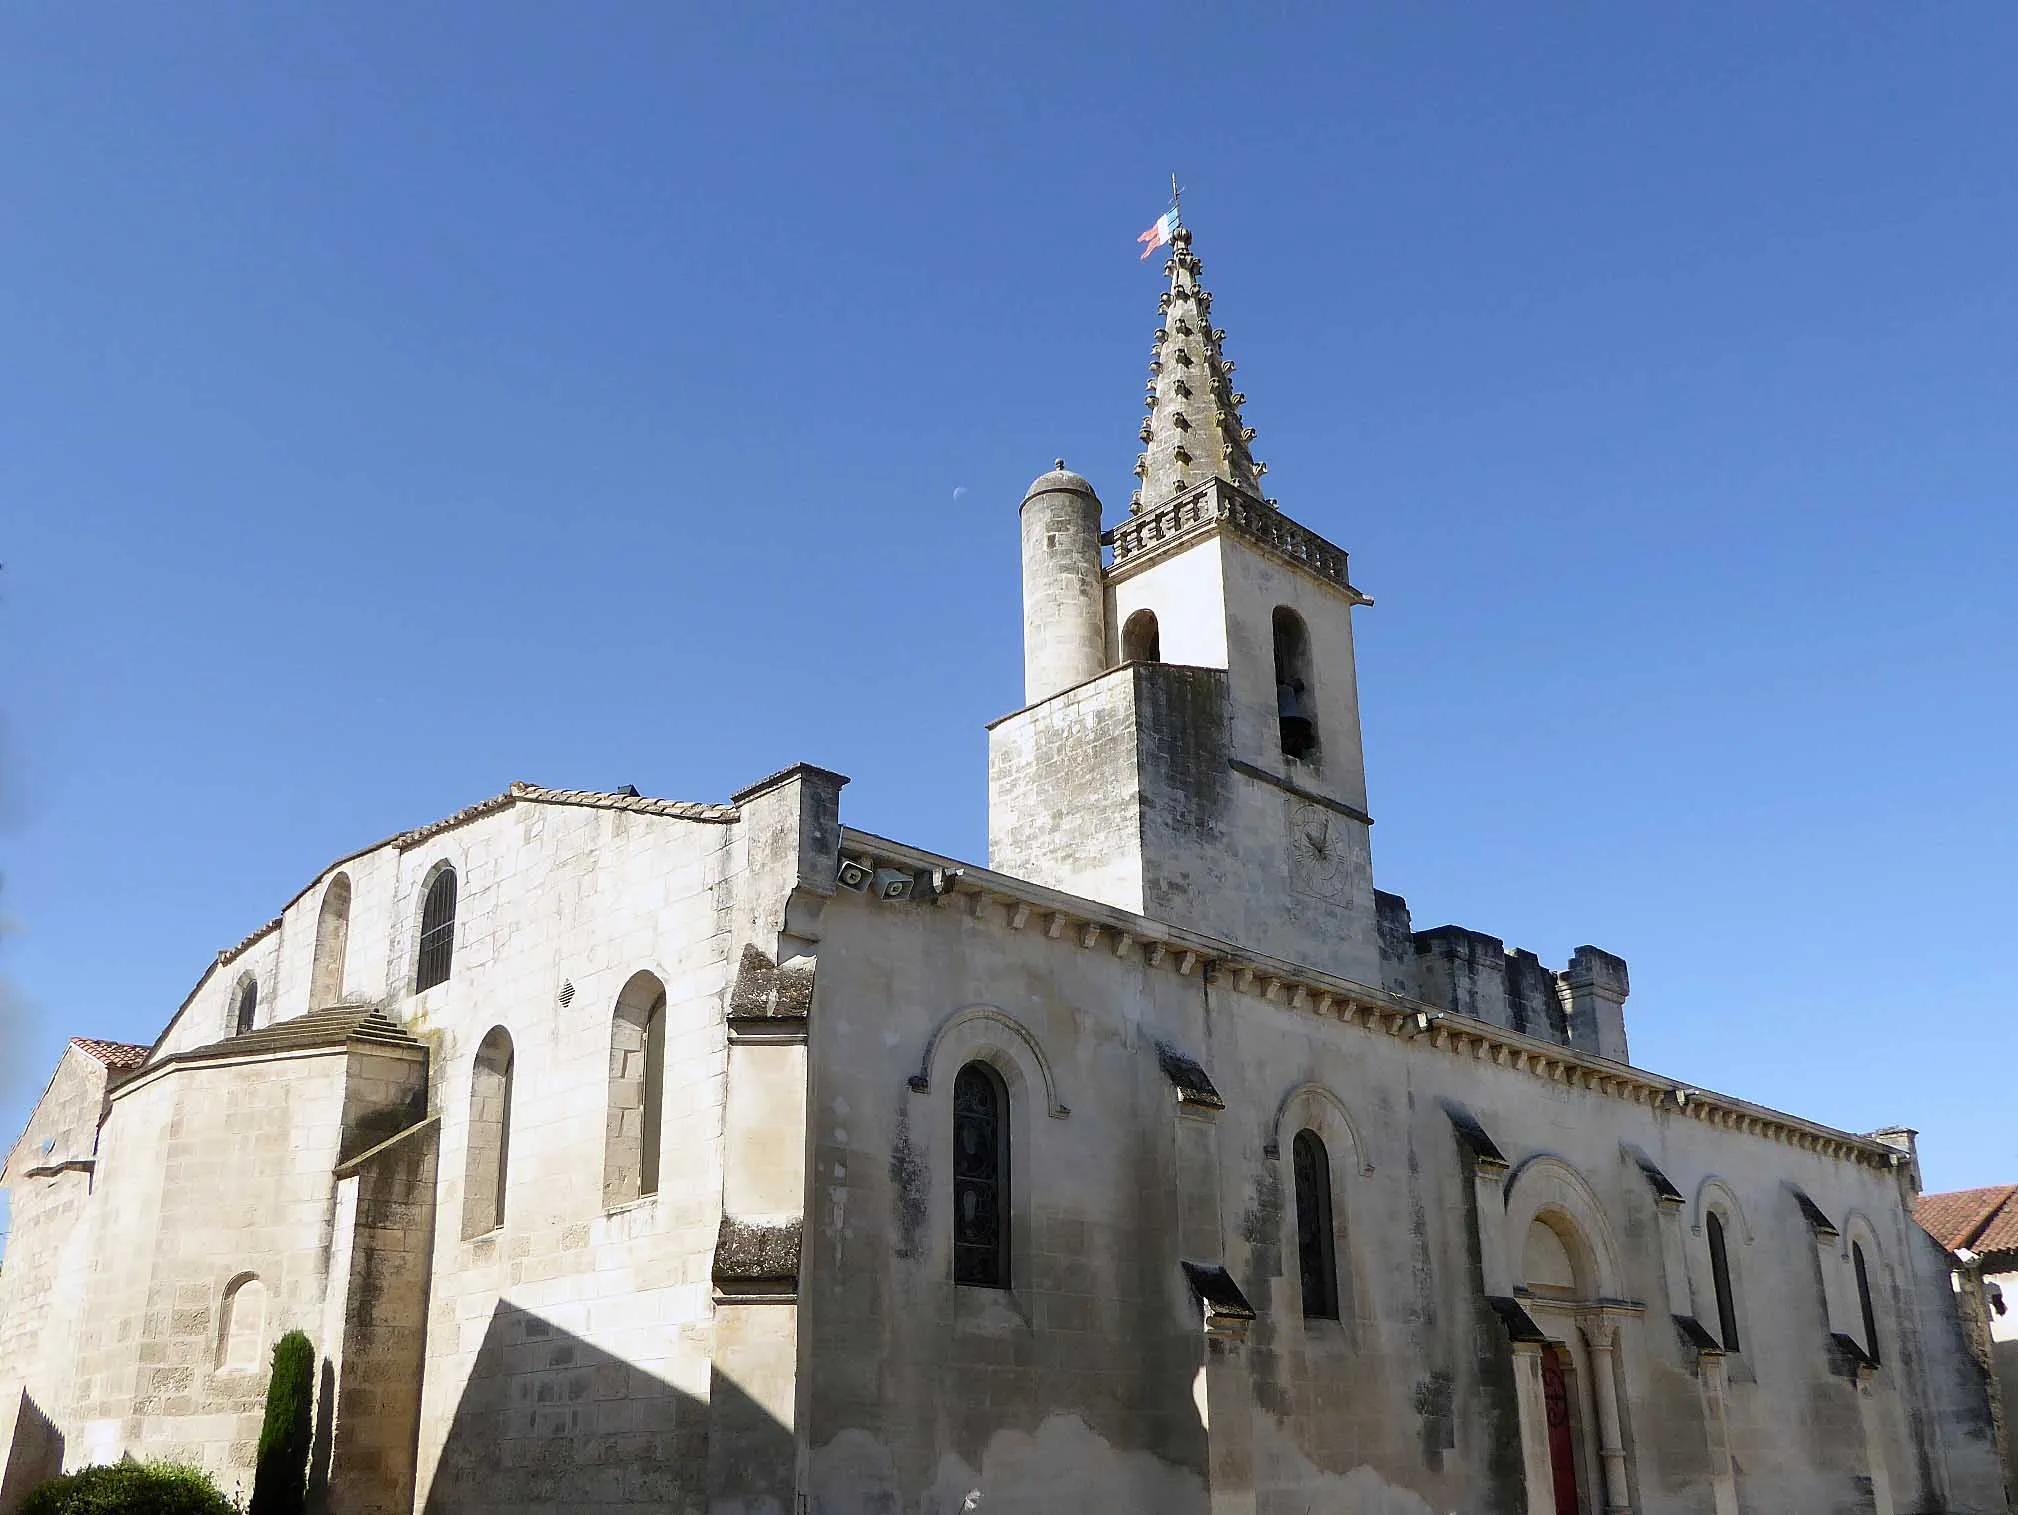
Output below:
[248,1330,316,1515]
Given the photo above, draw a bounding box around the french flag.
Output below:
[1137,209,1179,260]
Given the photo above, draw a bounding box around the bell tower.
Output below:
[988,222,1379,987]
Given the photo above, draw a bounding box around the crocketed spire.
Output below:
[1132,224,1269,513]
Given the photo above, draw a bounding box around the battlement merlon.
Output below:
[1376,890,1632,1064]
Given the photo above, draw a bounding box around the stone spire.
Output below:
[1132,224,1269,514]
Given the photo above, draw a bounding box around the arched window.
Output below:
[1707,1212,1740,1352]
[1292,1130,1339,1319]
[1273,607,1318,761]
[952,1062,1008,1288]
[1122,609,1161,664]
[604,972,668,1208]
[1853,1242,1881,1364]
[415,866,458,993]
[311,873,352,1007]
[232,976,258,1036]
[463,1027,514,1239]
[218,1275,266,1371]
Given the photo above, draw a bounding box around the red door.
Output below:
[1541,1344,1582,1515]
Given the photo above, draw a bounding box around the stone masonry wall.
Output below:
[405,801,737,1514]
[988,668,1148,911]
[324,1117,439,1515]
[798,877,2005,1514]
[68,1050,357,1491]
[0,1049,111,1508]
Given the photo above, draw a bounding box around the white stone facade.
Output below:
[2,225,2010,1514]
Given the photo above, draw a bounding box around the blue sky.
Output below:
[4,3,2015,1249]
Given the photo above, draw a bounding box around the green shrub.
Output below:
[19,1460,237,1515]
[248,1330,315,1515]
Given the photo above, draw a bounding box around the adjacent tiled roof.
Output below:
[70,1038,150,1071]
[1917,1185,2018,1261]
[171,1006,423,1067]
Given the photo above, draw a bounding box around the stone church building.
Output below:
[3,225,2009,1515]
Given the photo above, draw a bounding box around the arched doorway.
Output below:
[1506,1160,1636,1515]
[1540,1342,1581,1515]
[1524,1212,1603,1515]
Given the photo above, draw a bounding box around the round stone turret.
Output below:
[1019,460,1106,705]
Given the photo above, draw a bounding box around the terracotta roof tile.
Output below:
[1976,1196,2018,1258]
[1916,1184,2018,1258]
[70,1038,150,1071]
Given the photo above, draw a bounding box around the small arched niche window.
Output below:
[218,1274,266,1371]
[462,1027,515,1240]
[1292,1130,1339,1319]
[1853,1241,1882,1365]
[311,873,352,1008]
[1122,609,1162,664]
[1273,607,1318,761]
[1707,1211,1741,1352]
[952,1062,1009,1288]
[415,866,458,993]
[604,972,668,1208]
[232,976,259,1036]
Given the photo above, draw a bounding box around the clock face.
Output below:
[1286,799,1349,903]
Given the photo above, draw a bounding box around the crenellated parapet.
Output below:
[1376,890,1632,1063]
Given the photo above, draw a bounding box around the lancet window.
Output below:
[463,1027,515,1239]
[1707,1211,1741,1352]
[311,873,352,1006]
[1854,1241,1881,1364]
[1292,1129,1339,1319]
[952,1062,1008,1288]
[416,866,457,992]
[1274,606,1318,761]
[604,972,667,1208]
[232,977,258,1036]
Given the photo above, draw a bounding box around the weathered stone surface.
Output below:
[711,1217,802,1285]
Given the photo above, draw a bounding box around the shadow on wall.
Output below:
[305,1362,336,1514]
[423,1300,782,1515]
[0,1391,62,1515]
